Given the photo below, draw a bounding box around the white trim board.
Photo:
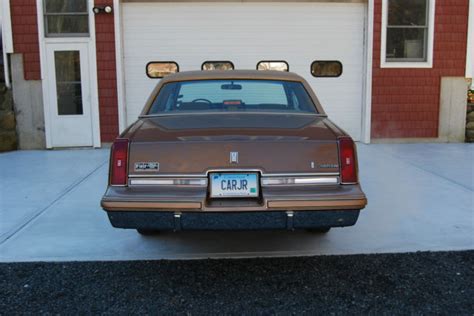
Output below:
[36,0,52,148]
[466,0,473,83]
[2,0,13,88]
[380,0,436,69]
[88,1,102,148]
[114,0,127,133]
[362,0,373,144]
[1,1,13,53]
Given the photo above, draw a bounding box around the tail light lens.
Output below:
[110,138,129,186]
[338,136,358,184]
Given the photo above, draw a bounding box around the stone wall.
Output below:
[467,89,474,142]
[0,83,18,152]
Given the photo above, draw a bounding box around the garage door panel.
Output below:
[122,3,365,140]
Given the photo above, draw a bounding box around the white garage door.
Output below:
[122,2,366,140]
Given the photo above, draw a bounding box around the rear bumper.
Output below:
[107,210,360,231]
[102,183,366,230]
[101,183,367,212]
[101,198,366,212]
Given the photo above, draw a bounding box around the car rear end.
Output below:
[101,128,366,232]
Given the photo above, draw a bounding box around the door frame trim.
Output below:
[361,0,373,144]
[114,0,127,133]
[36,0,101,148]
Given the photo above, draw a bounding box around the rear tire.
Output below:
[306,227,331,233]
[136,229,161,236]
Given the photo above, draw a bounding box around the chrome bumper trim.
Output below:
[129,175,339,187]
[261,176,339,186]
[128,171,340,178]
[129,178,208,186]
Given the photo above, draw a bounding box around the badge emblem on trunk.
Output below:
[230,152,239,164]
[135,162,159,171]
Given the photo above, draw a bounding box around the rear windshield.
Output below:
[147,80,317,114]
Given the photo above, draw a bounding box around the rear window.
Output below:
[148,80,317,114]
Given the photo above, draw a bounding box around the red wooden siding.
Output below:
[10,0,41,80]
[371,0,469,138]
[95,0,119,142]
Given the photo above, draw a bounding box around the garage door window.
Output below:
[311,61,343,78]
[381,0,435,68]
[202,61,234,71]
[257,61,289,72]
[146,62,179,78]
[44,0,89,37]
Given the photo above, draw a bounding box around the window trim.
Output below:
[256,60,289,72]
[146,61,180,79]
[380,0,436,68]
[201,61,235,71]
[43,0,90,38]
[310,61,343,78]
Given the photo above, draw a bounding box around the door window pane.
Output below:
[46,15,89,35]
[44,0,89,37]
[55,51,83,115]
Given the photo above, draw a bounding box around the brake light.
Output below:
[338,136,357,184]
[110,138,129,186]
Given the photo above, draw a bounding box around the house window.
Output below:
[44,0,89,37]
[381,0,435,68]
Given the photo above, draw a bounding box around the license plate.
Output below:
[210,173,259,198]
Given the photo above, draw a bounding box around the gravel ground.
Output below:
[1,251,473,315]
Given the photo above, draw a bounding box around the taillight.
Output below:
[110,138,129,186]
[338,136,358,184]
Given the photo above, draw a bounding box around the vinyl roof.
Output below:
[160,70,306,83]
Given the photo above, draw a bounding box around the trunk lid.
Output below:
[127,113,341,175]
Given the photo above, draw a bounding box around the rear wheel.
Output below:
[136,229,161,236]
[306,227,331,233]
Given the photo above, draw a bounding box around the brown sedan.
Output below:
[101,70,367,234]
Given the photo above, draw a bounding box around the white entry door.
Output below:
[46,43,93,147]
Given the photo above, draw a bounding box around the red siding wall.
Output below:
[10,0,41,80]
[372,0,469,138]
[95,0,119,142]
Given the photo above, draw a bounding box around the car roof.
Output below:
[160,70,306,83]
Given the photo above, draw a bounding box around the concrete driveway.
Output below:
[0,144,473,262]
